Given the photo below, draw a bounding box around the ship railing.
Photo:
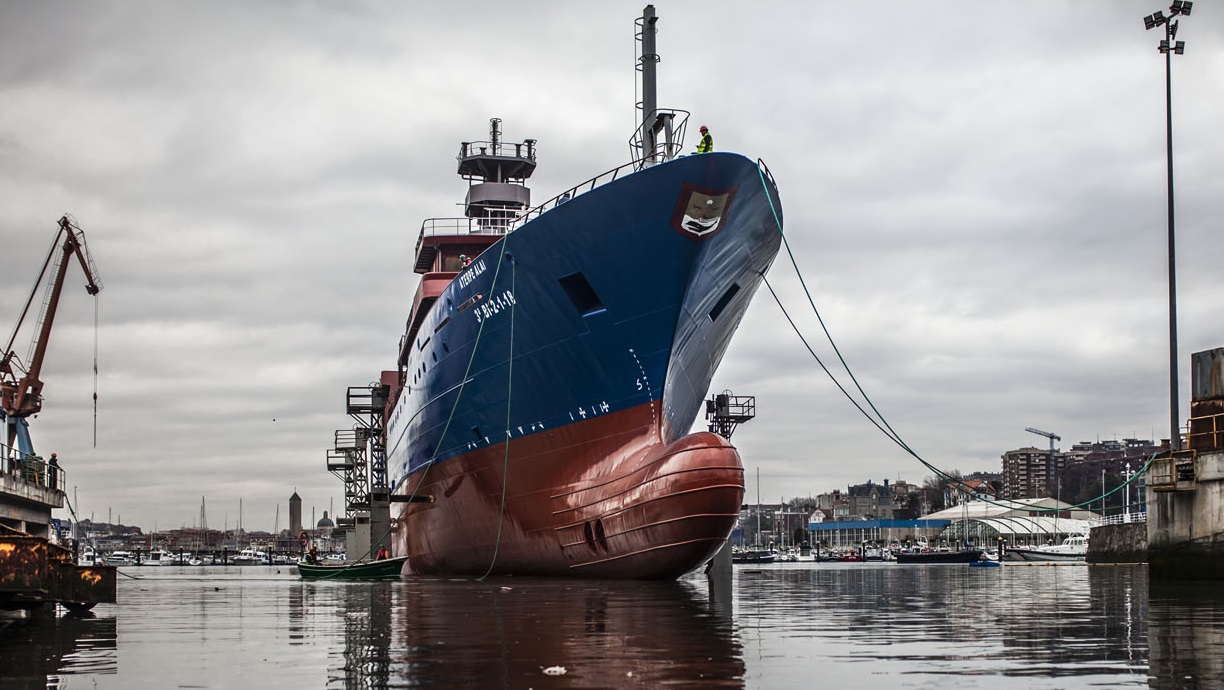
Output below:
[458,139,536,162]
[511,112,701,230]
[1187,410,1224,452]
[509,157,646,231]
[418,216,513,238]
[757,157,778,191]
[627,107,691,170]
[415,214,518,255]
[0,442,66,493]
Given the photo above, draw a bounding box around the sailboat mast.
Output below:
[756,467,761,548]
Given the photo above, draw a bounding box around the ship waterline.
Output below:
[394,402,746,578]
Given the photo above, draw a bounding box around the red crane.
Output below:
[2,215,102,453]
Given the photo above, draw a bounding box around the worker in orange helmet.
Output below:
[696,125,713,154]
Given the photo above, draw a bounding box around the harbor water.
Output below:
[2,562,1222,689]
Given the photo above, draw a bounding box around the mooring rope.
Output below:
[754,163,1151,513]
[478,253,517,581]
[387,233,522,583]
[398,237,513,506]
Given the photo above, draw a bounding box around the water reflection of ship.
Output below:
[0,610,117,686]
[397,578,742,687]
[288,580,394,689]
[309,578,742,688]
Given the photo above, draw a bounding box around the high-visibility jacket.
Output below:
[697,131,713,153]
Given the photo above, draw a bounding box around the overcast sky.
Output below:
[2,1,1221,533]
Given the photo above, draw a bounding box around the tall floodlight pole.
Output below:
[1124,463,1132,520]
[1144,1,1191,450]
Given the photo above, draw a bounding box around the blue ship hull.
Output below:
[387,152,782,577]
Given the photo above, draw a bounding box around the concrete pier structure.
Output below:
[1148,348,1224,579]
[1087,521,1147,564]
[0,452,64,537]
[340,498,390,562]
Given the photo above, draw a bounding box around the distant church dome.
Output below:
[317,510,335,529]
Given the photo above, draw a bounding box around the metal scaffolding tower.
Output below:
[706,391,756,439]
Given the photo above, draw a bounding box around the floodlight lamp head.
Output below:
[1144,15,1156,30]
[1174,41,1185,54]
[1159,39,1170,53]
[1170,21,1179,39]
[1154,10,1168,25]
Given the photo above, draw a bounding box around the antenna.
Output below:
[637,4,659,162]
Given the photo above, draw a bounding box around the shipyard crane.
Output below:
[1,215,102,455]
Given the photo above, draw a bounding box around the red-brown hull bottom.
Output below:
[392,402,744,579]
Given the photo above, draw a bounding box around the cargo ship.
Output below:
[383,6,783,578]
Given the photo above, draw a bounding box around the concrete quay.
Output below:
[1149,447,1224,579]
[1147,348,1224,580]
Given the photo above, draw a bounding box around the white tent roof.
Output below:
[967,516,1094,537]
[925,497,1098,522]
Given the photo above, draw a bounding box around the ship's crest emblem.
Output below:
[671,184,736,239]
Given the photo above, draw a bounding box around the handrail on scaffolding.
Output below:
[1187,410,1224,452]
[1,441,66,493]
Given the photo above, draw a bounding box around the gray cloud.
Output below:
[2,1,1221,531]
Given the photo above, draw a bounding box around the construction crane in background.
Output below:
[1025,426,1061,497]
[1,215,103,455]
[1025,427,1061,454]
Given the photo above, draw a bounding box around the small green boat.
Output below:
[296,555,408,580]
